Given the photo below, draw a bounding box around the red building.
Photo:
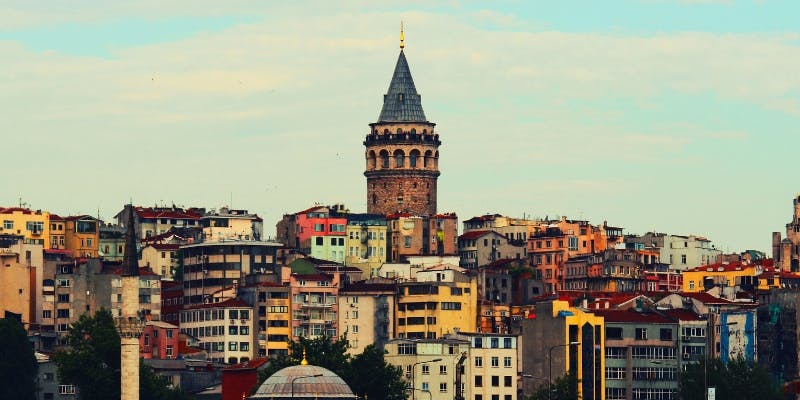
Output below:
[139,321,180,359]
[221,358,269,400]
[160,280,183,325]
[275,205,348,253]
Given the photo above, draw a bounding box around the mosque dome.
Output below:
[251,364,357,400]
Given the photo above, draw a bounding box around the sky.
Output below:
[1,0,799,253]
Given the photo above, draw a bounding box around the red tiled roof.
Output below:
[459,230,494,240]
[50,214,65,221]
[385,213,414,220]
[591,308,674,324]
[0,207,37,215]
[135,207,202,220]
[662,308,704,322]
[677,292,735,305]
[148,243,180,251]
[464,215,500,223]
[111,266,160,277]
[183,298,251,310]
[687,259,774,272]
[294,205,327,215]
[224,357,269,371]
[432,213,458,219]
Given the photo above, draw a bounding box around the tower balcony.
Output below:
[363,134,440,146]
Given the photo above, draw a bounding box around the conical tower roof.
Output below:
[377,50,427,123]
[122,204,138,277]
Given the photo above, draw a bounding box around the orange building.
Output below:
[528,217,623,293]
[64,215,100,258]
[386,213,457,262]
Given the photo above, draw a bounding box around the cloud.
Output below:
[0,3,797,253]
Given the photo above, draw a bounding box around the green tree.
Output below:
[679,357,782,400]
[0,318,38,400]
[54,309,191,400]
[526,373,579,400]
[257,336,406,400]
[348,344,405,400]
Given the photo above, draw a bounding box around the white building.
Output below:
[626,233,721,271]
[179,298,255,364]
[385,332,518,400]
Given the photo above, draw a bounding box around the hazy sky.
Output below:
[2,0,798,253]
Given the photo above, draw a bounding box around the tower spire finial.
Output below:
[400,21,405,50]
[301,347,309,366]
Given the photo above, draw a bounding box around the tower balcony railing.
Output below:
[364,134,441,146]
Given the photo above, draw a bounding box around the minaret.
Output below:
[116,204,144,400]
[364,24,440,215]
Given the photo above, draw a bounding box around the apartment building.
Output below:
[386,213,458,262]
[275,204,347,252]
[344,213,388,277]
[338,280,397,354]
[115,205,202,240]
[626,232,720,271]
[140,321,180,360]
[458,230,526,269]
[592,309,679,400]
[239,282,291,357]
[180,298,255,364]
[396,265,478,339]
[201,207,264,242]
[0,207,51,246]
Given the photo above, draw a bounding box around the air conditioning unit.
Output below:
[230,319,236,325]
[240,319,247,324]
[683,353,691,360]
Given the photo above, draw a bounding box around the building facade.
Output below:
[337,281,396,354]
[179,298,255,364]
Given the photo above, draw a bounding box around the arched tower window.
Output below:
[367,150,376,170]
[397,128,403,135]
[424,150,432,168]
[409,149,420,168]
[383,129,390,134]
[410,128,416,135]
[434,151,439,169]
[397,193,404,204]
[380,150,390,169]
[394,149,405,168]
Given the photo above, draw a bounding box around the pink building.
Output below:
[140,321,180,359]
[282,264,342,341]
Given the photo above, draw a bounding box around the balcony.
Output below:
[301,302,333,309]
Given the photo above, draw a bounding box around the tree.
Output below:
[54,309,191,400]
[679,357,782,400]
[0,318,38,400]
[257,336,405,400]
[525,373,579,400]
[348,344,405,400]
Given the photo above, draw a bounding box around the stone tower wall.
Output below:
[364,122,439,215]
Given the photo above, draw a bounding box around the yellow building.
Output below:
[396,264,478,338]
[0,207,51,247]
[520,300,605,400]
[0,240,42,327]
[49,215,66,250]
[681,260,775,293]
[240,282,291,357]
[64,215,100,258]
[344,215,388,277]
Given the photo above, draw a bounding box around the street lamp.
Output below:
[548,342,580,400]
[520,374,548,399]
[411,388,433,400]
[291,374,323,399]
[411,358,442,400]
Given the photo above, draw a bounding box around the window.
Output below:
[635,328,648,340]
[607,387,626,400]
[240,342,250,351]
[504,376,512,387]
[606,347,627,359]
[229,310,239,319]
[474,376,483,387]
[57,294,70,302]
[166,345,173,358]
[660,328,673,341]
[229,326,238,335]
[681,254,687,264]
[491,357,499,367]
[144,334,150,346]
[475,356,483,367]
[421,382,429,391]
[491,376,499,387]
[490,338,499,348]
[42,310,52,319]
[605,367,626,380]
[240,326,249,335]
[59,385,76,395]
[167,329,174,338]
[229,342,238,351]
[2,220,12,229]
[440,365,447,375]
[404,236,412,248]
[503,337,512,348]
[503,357,512,367]
[56,309,70,318]
[439,382,448,392]
[606,327,623,339]
[421,365,430,375]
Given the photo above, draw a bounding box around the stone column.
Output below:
[117,275,145,400]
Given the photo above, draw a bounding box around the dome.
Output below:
[251,364,357,400]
